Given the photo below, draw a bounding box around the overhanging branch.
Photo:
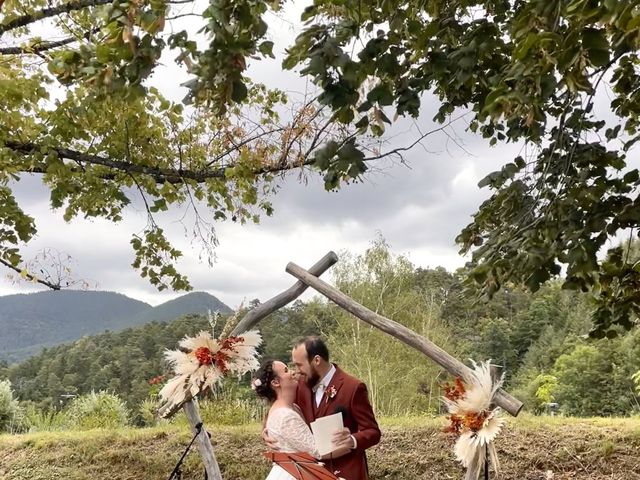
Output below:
[0,257,61,290]
[362,113,469,162]
[0,35,83,55]
[4,140,315,183]
[0,0,197,37]
[0,26,101,55]
[4,111,461,184]
[0,0,112,37]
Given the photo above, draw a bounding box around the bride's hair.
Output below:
[252,360,278,402]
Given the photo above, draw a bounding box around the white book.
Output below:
[309,412,344,456]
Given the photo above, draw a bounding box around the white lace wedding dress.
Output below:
[265,406,320,480]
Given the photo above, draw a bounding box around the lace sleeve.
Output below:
[267,408,320,458]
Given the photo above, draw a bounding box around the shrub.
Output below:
[138,397,172,427]
[0,379,27,433]
[199,380,266,426]
[64,391,130,430]
[23,404,68,432]
[199,397,266,426]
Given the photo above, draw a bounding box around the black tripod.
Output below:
[167,422,204,480]
[484,443,490,480]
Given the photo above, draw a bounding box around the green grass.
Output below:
[1,416,640,480]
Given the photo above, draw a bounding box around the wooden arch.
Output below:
[159,251,524,479]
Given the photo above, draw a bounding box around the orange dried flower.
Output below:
[194,336,244,371]
[442,377,490,436]
[444,414,464,435]
[194,346,215,365]
[443,377,466,402]
[463,411,489,432]
[148,374,166,385]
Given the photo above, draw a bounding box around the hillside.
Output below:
[0,291,150,363]
[0,290,231,363]
[0,416,639,479]
[131,291,232,324]
[3,305,324,417]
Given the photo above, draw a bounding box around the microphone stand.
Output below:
[167,422,204,480]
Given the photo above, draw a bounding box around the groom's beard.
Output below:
[305,369,320,389]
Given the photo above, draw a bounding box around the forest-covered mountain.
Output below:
[0,290,231,363]
[0,305,322,422]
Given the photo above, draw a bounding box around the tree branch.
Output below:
[4,118,454,186]
[205,126,286,167]
[0,0,198,37]
[5,139,313,183]
[0,257,61,290]
[0,34,85,55]
[0,0,112,37]
[362,113,468,162]
[166,13,201,21]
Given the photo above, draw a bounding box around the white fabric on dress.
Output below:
[265,406,320,480]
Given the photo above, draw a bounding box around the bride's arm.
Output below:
[280,411,321,458]
[281,411,351,460]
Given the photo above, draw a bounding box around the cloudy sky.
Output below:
[0,1,523,308]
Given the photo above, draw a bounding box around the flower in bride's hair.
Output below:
[251,378,262,390]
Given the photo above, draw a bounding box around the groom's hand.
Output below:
[262,428,279,451]
[332,428,356,450]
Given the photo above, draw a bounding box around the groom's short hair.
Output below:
[296,336,329,362]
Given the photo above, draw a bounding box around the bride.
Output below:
[252,359,350,480]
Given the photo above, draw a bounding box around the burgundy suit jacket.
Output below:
[296,365,381,480]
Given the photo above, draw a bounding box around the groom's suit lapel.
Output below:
[297,379,315,424]
[315,366,345,419]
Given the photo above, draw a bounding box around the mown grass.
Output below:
[1,415,639,480]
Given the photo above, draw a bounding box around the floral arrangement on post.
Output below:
[158,330,262,415]
[442,360,505,480]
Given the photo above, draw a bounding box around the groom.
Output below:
[291,336,381,480]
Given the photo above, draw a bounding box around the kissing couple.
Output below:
[252,336,381,480]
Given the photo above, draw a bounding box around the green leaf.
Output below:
[354,116,369,130]
[258,41,274,58]
[478,171,499,188]
[282,54,298,70]
[514,33,538,60]
[588,49,610,67]
[582,28,609,51]
[231,80,248,103]
[623,169,639,183]
[301,5,317,21]
[367,84,394,106]
[96,45,111,63]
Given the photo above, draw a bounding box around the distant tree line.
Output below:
[1,239,639,429]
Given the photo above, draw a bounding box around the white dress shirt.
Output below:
[313,364,336,407]
[312,364,358,450]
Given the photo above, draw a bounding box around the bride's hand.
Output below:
[262,428,279,451]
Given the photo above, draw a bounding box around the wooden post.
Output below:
[183,400,223,480]
[285,261,524,417]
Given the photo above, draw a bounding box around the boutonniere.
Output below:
[325,385,337,402]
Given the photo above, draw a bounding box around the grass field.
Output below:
[1,415,639,479]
